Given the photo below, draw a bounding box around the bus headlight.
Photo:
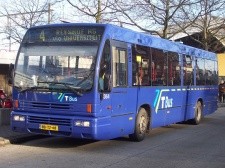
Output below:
[13,115,25,122]
[83,121,90,127]
[13,115,20,121]
[75,121,82,126]
[19,116,25,122]
[75,121,90,127]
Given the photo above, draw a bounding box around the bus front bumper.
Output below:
[11,111,111,140]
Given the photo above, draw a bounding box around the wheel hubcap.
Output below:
[139,115,147,134]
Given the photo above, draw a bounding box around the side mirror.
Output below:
[8,63,14,86]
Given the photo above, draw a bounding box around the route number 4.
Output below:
[39,30,45,41]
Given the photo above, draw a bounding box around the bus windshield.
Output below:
[14,43,98,94]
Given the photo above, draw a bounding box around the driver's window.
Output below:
[98,39,111,92]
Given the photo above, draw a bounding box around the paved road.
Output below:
[0,108,225,168]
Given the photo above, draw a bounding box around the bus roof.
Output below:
[28,23,217,61]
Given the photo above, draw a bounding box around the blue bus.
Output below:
[10,23,218,141]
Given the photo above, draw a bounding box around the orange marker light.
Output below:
[14,100,19,108]
[87,104,92,113]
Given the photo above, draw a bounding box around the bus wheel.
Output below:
[129,108,148,142]
[190,101,202,125]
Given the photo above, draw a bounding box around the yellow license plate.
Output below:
[40,124,58,131]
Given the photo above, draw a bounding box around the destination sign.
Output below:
[23,26,104,43]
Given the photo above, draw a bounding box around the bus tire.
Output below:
[190,101,202,125]
[129,108,148,142]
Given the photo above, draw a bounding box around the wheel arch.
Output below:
[197,98,203,105]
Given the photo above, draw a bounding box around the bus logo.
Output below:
[58,93,77,102]
[154,89,173,114]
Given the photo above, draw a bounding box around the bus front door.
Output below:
[109,43,135,136]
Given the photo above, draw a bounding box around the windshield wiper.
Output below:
[58,83,83,96]
[77,69,94,87]
[38,81,83,96]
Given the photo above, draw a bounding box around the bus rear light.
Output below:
[14,100,19,108]
[87,104,92,113]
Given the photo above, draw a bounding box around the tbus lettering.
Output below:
[161,96,173,108]
[65,96,77,102]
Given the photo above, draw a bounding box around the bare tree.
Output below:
[110,0,225,52]
[107,0,198,39]
[66,0,115,23]
[65,0,197,39]
[0,0,61,45]
[177,0,225,52]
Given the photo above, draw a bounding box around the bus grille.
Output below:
[28,116,71,126]
[20,101,72,111]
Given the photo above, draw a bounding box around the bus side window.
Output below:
[196,57,204,86]
[183,55,194,86]
[151,48,165,86]
[168,52,181,86]
[132,45,150,86]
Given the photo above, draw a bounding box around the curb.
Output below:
[0,138,10,146]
